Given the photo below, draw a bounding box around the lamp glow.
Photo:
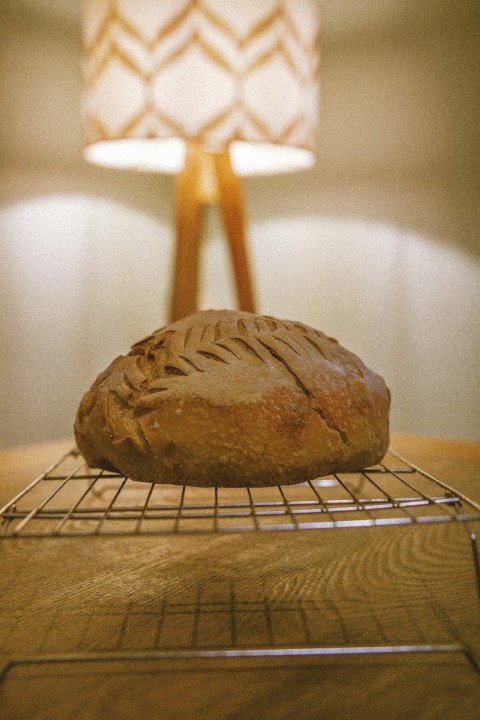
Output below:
[81,0,320,320]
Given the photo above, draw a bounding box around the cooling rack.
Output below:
[1,447,480,538]
[1,446,480,691]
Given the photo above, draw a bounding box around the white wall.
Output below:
[1,1,479,447]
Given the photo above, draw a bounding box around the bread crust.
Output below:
[74,310,390,486]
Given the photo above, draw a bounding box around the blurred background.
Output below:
[1,0,479,449]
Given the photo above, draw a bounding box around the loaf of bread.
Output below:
[74,310,390,487]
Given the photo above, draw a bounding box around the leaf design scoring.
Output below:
[122,312,358,447]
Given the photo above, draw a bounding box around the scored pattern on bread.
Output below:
[75,310,390,487]
[127,315,361,444]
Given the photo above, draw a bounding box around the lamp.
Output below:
[81,0,320,321]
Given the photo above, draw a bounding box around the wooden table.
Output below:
[0,434,479,719]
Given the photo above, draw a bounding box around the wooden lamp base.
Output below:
[169,142,256,322]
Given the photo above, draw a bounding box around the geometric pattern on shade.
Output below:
[82,0,320,164]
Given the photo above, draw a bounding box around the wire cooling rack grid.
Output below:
[1,448,480,538]
[1,448,480,682]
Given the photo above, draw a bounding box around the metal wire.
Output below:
[1,450,479,676]
[1,643,478,686]
[1,448,480,538]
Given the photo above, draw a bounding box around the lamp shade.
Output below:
[82,0,320,176]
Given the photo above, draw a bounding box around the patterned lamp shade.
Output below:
[82,0,320,175]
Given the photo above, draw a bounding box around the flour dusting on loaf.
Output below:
[74,310,390,487]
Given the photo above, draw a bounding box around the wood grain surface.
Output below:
[0,434,479,719]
